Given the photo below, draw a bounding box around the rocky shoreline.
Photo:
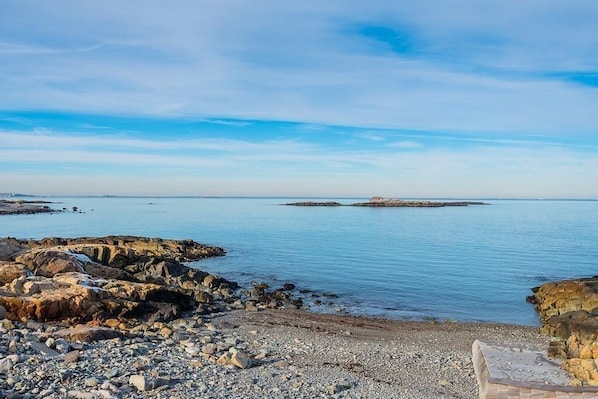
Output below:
[527,276,598,386]
[0,201,58,216]
[0,235,596,397]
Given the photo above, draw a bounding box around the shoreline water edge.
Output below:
[0,235,596,397]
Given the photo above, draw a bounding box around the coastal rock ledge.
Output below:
[0,236,235,323]
[528,276,598,386]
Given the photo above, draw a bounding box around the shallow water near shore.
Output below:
[2,196,597,326]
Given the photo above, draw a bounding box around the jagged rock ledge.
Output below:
[0,236,302,324]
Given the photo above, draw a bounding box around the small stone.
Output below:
[100,381,119,392]
[104,367,119,378]
[63,350,80,364]
[26,321,44,331]
[55,338,71,354]
[8,339,18,353]
[45,337,56,349]
[0,305,6,319]
[230,350,252,369]
[104,319,120,328]
[67,390,96,399]
[84,377,99,387]
[327,380,354,394]
[129,374,149,392]
[217,353,231,365]
[0,319,15,329]
[202,343,217,355]
[0,357,14,373]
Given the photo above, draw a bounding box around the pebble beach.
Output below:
[0,307,549,399]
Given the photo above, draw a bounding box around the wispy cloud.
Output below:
[1,2,597,197]
[1,2,597,134]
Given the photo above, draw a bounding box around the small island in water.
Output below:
[284,197,489,207]
[0,199,56,215]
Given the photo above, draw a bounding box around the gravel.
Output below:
[0,308,549,399]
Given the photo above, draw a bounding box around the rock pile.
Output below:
[0,311,257,398]
[528,276,598,385]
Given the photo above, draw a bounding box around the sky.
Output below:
[1,1,597,198]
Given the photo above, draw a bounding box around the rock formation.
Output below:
[0,199,57,215]
[0,236,304,326]
[528,277,598,385]
[0,236,234,323]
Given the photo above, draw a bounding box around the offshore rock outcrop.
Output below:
[283,197,488,207]
[528,277,598,385]
[0,199,57,215]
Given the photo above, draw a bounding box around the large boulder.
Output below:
[529,277,598,385]
[0,273,106,321]
[0,236,230,323]
[15,249,85,277]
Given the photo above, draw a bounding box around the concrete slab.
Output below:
[472,340,598,399]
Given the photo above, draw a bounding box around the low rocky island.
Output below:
[0,200,58,216]
[284,197,489,207]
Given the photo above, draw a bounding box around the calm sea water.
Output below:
[2,197,597,326]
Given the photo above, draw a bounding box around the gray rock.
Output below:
[0,357,13,373]
[0,304,6,319]
[103,367,119,378]
[67,390,96,399]
[28,341,60,357]
[84,377,99,387]
[327,380,354,394]
[63,350,80,364]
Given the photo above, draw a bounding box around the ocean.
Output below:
[2,196,597,326]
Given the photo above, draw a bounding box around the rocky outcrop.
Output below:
[0,236,234,323]
[528,277,598,385]
[0,235,305,329]
[282,198,489,207]
[0,200,56,215]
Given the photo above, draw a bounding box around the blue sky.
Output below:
[1,1,597,198]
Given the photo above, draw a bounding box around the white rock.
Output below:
[67,390,96,399]
[129,374,149,392]
[84,377,99,387]
[0,357,14,374]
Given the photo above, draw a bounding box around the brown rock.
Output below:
[230,350,252,369]
[0,262,29,284]
[15,249,85,277]
[45,326,122,342]
[0,238,26,261]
